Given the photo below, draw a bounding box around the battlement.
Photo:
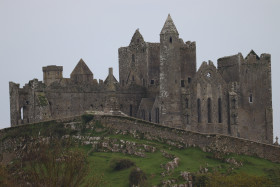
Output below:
[42,65,63,72]
[260,53,271,61]
[185,41,196,48]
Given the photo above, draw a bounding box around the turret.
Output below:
[43,65,63,86]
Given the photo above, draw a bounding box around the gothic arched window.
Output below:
[218,98,222,123]
[207,98,212,123]
[197,99,201,123]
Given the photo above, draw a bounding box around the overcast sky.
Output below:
[0,0,279,141]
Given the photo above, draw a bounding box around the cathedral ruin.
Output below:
[9,14,273,144]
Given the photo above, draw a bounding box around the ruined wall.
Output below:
[146,42,160,98]
[98,115,280,163]
[190,61,228,135]
[9,79,52,126]
[9,82,20,127]
[44,82,146,120]
[118,29,148,88]
[238,53,273,144]
[217,53,242,83]
[1,115,279,164]
[180,41,196,84]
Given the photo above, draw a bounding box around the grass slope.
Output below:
[1,116,280,186]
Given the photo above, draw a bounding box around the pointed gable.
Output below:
[71,58,93,76]
[245,50,260,60]
[104,68,118,91]
[160,14,179,35]
[129,29,145,46]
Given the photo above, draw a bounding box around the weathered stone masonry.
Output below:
[9,14,273,144]
[1,115,279,163]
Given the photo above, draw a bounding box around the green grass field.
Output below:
[2,117,280,186]
[82,136,280,186]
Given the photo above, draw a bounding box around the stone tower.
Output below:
[43,65,63,86]
[159,14,183,128]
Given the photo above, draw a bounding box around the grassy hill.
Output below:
[1,115,280,186]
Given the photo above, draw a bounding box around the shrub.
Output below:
[110,158,135,171]
[82,114,94,124]
[0,164,15,187]
[129,168,147,187]
[193,174,209,187]
[7,138,104,187]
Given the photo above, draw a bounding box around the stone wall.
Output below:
[1,114,280,163]
[97,115,280,163]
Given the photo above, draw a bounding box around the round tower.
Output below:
[159,14,183,128]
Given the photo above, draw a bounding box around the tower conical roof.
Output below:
[160,14,179,35]
[71,58,93,76]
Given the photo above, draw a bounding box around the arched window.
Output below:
[130,104,133,116]
[218,98,222,123]
[20,107,23,120]
[155,108,159,123]
[207,98,212,123]
[169,37,172,43]
[185,98,189,108]
[197,99,201,123]
[141,110,145,120]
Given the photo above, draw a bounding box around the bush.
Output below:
[129,168,147,187]
[110,158,135,171]
[6,138,104,187]
[0,164,15,187]
[193,174,209,187]
[82,114,94,124]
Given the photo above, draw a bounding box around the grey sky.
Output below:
[0,0,279,140]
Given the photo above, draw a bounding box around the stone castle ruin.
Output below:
[9,15,273,144]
